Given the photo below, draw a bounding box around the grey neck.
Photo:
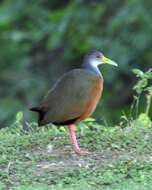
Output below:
[82,60,102,78]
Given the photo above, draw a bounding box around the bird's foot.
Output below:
[74,148,90,156]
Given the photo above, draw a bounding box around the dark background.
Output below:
[0,0,151,127]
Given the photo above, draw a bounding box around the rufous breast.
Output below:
[77,77,103,122]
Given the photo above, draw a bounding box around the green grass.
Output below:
[0,117,152,190]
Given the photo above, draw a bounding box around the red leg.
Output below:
[68,124,81,154]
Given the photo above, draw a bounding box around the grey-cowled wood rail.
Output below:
[30,50,118,155]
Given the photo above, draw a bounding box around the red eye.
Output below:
[96,54,100,58]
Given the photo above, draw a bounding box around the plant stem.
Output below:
[145,94,152,116]
[135,95,140,119]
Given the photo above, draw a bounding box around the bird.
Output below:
[30,50,118,155]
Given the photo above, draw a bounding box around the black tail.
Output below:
[29,107,44,126]
[30,107,43,113]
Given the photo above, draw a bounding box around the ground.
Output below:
[0,118,152,190]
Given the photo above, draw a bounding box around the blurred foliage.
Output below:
[0,0,152,126]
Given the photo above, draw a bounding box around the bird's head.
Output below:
[84,50,118,67]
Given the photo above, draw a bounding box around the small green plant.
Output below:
[120,69,152,128]
[130,69,152,127]
[132,69,152,117]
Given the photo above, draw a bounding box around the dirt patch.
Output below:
[22,145,131,173]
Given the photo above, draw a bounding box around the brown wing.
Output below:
[39,69,103,125]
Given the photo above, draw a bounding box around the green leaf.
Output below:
[16,111,23,123]
[132,69,144,78]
